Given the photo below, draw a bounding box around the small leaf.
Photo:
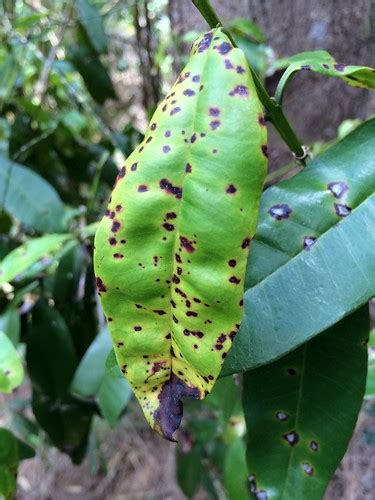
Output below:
[0,332,24,393]
[176,443,203,498]
[97,375,132,427]
[26,301,78,399]
[223,119,375,375]
[223,439,251,500]
[71,329,132,425]
[0,428,18,467]
[0,234,71,286]
[0,155,66,232]
[243,306,369,499]
[31,389,94,464]
[275,50,375,103]
[0,306,20,345]
[76,0,108,54]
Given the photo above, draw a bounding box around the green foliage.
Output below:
[223,120,375,375]
[243,307,369,499]
[0,155,66,232]
[0,429,18,500]
[0,1,374,498]
[275,50,375,103]
[94,27,267,439]
[0,331,24,393]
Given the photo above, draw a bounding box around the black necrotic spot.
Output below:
[334,63,346,72]
[268,204,292,220]
[217,42,232,54]
[334,203,351,217]
[226,184,237,194]
[275,411,289,421]
[302,463,314,476]
[163,223,174,231]
[301,64,311,70]
[283,431,299,446]
[229,276,240,284]
[303,236,316,250]
[138,185,148,192]
[210,120,221,130]
[328,181,348,198]
[111,220,121,233]
[150,123,157,130]
[209,107,220,116]
[228,259,237,267]
[229,85,249,97]
[109,237,117,246]
[198,32,213,53]
[261,144,269,157]
[131,162,137,171]
[224,59,234,70]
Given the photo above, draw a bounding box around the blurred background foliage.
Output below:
[0,1,374,499]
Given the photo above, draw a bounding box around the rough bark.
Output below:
[170,0,375,167]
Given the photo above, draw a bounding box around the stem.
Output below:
[191,0,306,164]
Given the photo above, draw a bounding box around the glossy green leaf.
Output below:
[243,306,369,500]
[32,389,93,464]
[94,28,267,439]
[0,428,18,500]
[26,301,77,399]
[0,234,71,286]
[223,119,375,375]
[0,332,24,393]
[0,466,16,500]
[76,0,108,54]
[223,439,251,500]
[176,443,203,498]
[0,155,66,232]
[0,428,18,468]
[0,306,20,345]
[275,50,375,103]
[71,329,132,426]
[9,413,38,460]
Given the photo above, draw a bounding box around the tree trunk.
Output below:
[170,0,375,167]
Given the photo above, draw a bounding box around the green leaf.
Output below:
[32,389,93,464]
[223,119,375,375]
[9,413,39,460]
[0,306,20,345]
[0,428,18,468]
[68,45,116,104]
[71,329,132,426]
[71,328,112,397]
[0,155,66,232]
[0,54,19,106]
[0,465,17,500]
[26,301,78,399]
[243,306,369,500]
[97,375,132,427]
[76,0,108,54]
[0,234,71,286]
[223,439,251,500]
[275,50,375,103]
[0,332,24,393]
[228,18,266,44]
[176,443,203,498]
[0,428,18,500]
